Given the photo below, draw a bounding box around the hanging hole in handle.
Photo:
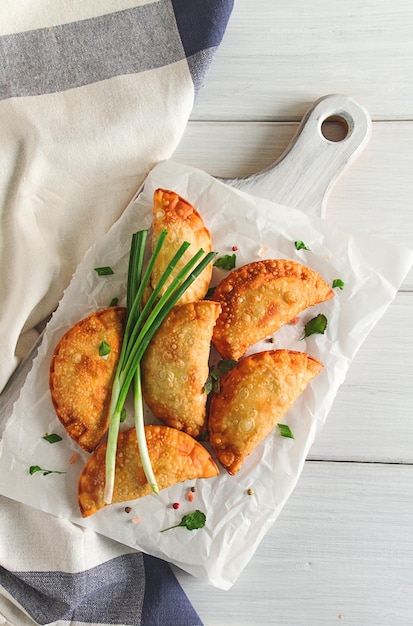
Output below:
[321,115,350,142]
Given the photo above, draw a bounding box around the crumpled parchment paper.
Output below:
[1,160,412,589]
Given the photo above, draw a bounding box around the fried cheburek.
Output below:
[211,259,334,360]
[49,307,125,452]
[78,425,219,517]
[151,189,213,304]
[141,300,221,437]
[209,349,323,475]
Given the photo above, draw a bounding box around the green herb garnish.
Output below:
[42,433,63,444]
[29,465,65,476]
[99,340,111,357]
[160,510,206,533]
[302,313,328,338]
[94,266,114,276]
[214,254,236,270]
[332,278,345,290]
[109,297,119,307]
[217,358,238,375]
[205,286,216,298]
[197,431,209,442]
[294,240,310,251]
[205,358,237,394]
[278,424,295,439]
[204,370,219,395]
[104,230,216,504]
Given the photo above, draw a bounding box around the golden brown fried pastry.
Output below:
[141,301,221,437]
[209,349,323,475]
[211,259,334,360]
[78,425,219,517]
[151,189,213,304]
[50,307,126,452]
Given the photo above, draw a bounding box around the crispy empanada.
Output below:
[151,189,213,304]
[49,307,126,452]
[141,301,221,437]
[78,425,219,517]
[209,349,323,475]
[211,259,334,360]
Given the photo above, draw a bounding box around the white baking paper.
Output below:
[0,160,412,589]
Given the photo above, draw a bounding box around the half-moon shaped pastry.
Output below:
[141,300,221,437]
[49,307,126,452]
[78,425,219,517]
[151,189,213,304]
[211,259,334,360]
[209,349,323,475]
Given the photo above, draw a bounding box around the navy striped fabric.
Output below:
[0,2,233,624]
[0,554,201,625]
[171,0,233,89]
[0,0,234,100]
[0,3,184,99]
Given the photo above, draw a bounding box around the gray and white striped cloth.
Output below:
[0,2,233,624]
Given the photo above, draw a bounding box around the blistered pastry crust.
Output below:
[142,300,221,437]
[49,307,125,452]
[78,425,219,517]
[151,189,213,304]
[209,349,323,475]
[211,259,334,360]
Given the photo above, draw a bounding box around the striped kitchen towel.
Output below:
[0,497,204,625]
[0,0,233,394]
[0,2,234,624]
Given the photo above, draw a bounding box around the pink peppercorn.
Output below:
[232,245,238,251]
[288,316,300,326]
[172,502,180,509]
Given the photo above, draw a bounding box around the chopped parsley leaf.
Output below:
[161,510,206,532]
[294,240,310,251]
[278,424,295,439]
[29,465,66,476]
[302,313,328,338]
[94,266,114,276]
[205,286,216,299]
[205,359,237,394]
[99,340,111,357]
[42,433,63,444]
[214,254,236,270]
[332,278,345,290]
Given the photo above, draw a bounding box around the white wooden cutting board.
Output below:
[223,93,372,216]
[174,97,411,624]
[0,93,371,424]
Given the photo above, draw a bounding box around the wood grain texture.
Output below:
[175,121,413,289]
[177,1,413,623]
[191,0,413,122]
[222,95,372,219]
[1,2,411,623]
[309,292,413,463]
[176,461,413,626]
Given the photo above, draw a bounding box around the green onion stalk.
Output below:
[104,229,216,504]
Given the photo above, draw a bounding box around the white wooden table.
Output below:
[173,3,413,624]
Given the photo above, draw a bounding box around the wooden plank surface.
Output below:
[177,1,413,623]
[175,122,413,461]
[174,121,413,288]
[191,0,413,122]
[309,292,413,463]
[176,461,413,626]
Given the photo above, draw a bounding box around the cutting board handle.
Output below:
[225,94,372,217]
